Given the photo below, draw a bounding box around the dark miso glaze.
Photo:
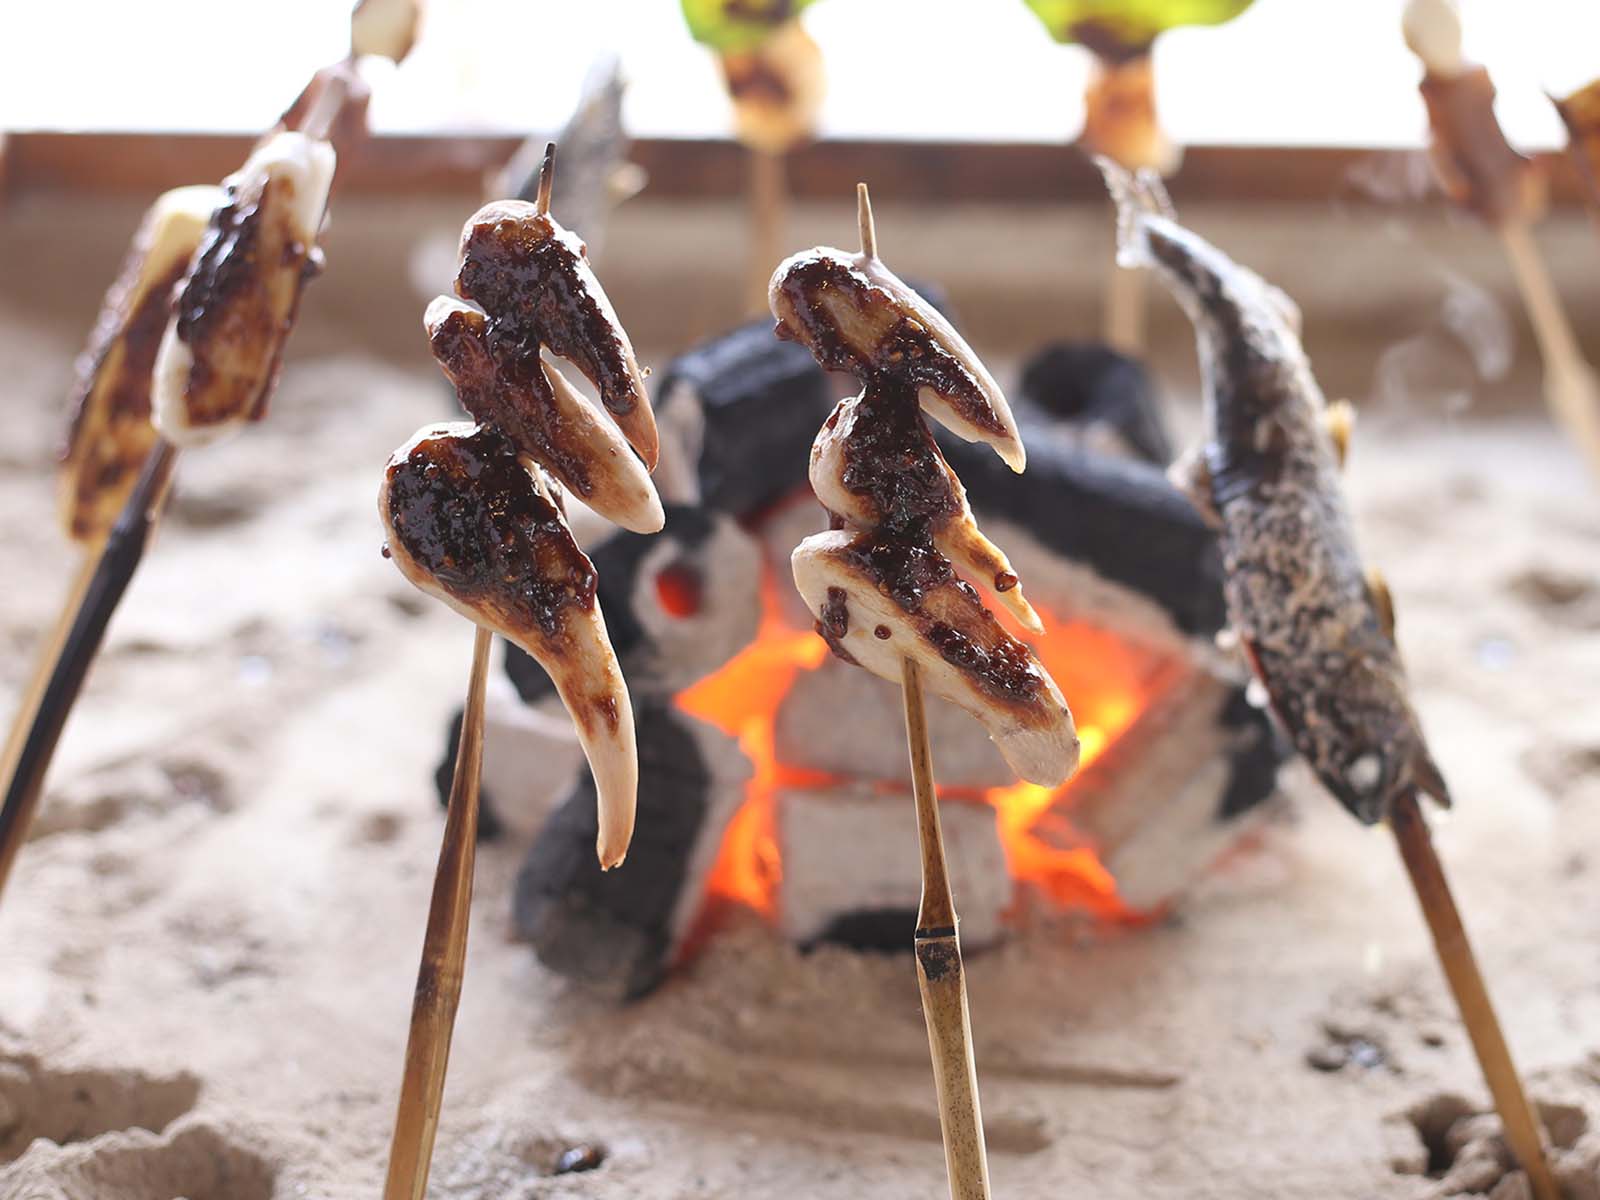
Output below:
[386,426,597,638]
[456,211,639,421]
[428,304,594,498]
[773,251,1003,437]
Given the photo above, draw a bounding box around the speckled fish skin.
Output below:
[1103,163,1449,825]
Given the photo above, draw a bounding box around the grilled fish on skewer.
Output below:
[770,247,1026,472]
[455,200,659,470]
[809,382,1042,633]
[60,186,222,543]
[793,531,1075,787]
[380,423,637,867]
[152,131,335,447]
[425,296,663,533]
[1103,161,1449,823]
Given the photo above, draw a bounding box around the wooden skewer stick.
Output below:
[0,441,177,906]
[901,658,992,1200]
[1103,239,1147,355]
[382,624,492,1200]
[859,180,990,1197]
[0,550,101,900]
[746,148,787,314]
[1390,792,1558,1200]
[1498,220,1600,481]
[384,142,556,1200]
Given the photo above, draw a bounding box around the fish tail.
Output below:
[1094,155,1176,271]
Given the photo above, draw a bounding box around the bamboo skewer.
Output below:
[747,148,787,315]
[1498,221,1600,481]
[901,658,992,1200]
[382,624,492,1200]
[0,442,176,905]
[1390,793,1558,1200]
[860,172,992,1200]
[1102,242,1147,355]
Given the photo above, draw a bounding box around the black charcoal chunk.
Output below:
[513,703,712,1000]
[942,431,1227,638]
[654,319,835,518]
[1018,341,1173,466]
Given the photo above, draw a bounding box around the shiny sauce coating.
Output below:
[428,305,595,500]
[386,426,597,639]
[774,252,1004,437]
[456,212,639,422]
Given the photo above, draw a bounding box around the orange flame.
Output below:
[675,569,828,914]
[675,563,1180,923]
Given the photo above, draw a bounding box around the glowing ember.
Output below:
[675,562,1182,924]
[675,569,829,914]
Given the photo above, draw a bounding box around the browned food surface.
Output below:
[831,534,1047,714]
[773,252,1003,438]
[1081,53,1176,176]
[1555,79,1600,213]
[60,257,188,543]
[455,208,650,457]
[427,303,597,500]
[831,381,960,539]
[716,19,824,154]
[173,174,320,431]
[1419,66,1547,226]
[384,425,598,641]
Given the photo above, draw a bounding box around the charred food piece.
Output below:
[60,186,222,543]
[152,131,335,447]
[425,295,663,533]
[791,530,1076,787]
[1104,161,1449,824]
[810,382,1042,633]
[455,200,659,470]
[380,422,638,867]
[769,247,1025,472]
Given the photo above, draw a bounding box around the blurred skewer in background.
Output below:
[682,0,826,315]
[1022,0,1254,355]
[1404,0,1600,483]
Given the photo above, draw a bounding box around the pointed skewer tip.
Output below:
[856,182,877,260]
[536,142,557,216]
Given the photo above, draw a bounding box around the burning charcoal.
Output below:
[942,434,1226,640]
[514,703,750,999]
[774,657,1015,790]
[652,318,836,515]
[775,785,1009,952]
[500,506,762,706]
[1038,673,1283,913]
[1016,341,1172,467]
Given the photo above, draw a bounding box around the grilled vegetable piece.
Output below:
[455,200,659,470]
[152,131,335,446]
[380,422,638,867]
[60,185,222,542]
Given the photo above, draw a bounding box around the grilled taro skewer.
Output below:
[0,79,347,907]
[779,185,1078,1200]
[1102,159,1558,1200]
[381,145,660,1200]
